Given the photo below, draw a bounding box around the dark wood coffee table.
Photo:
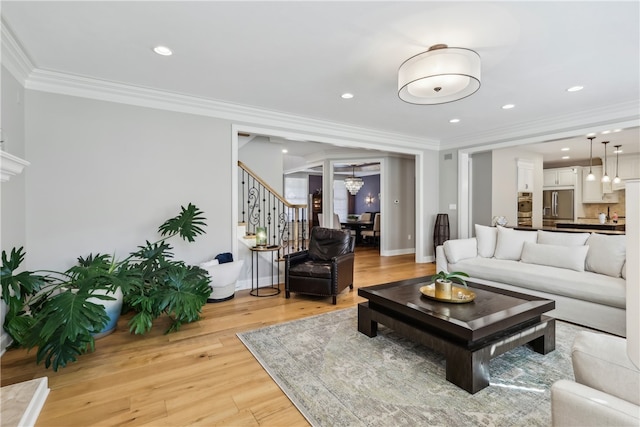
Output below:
[358,276,555,394]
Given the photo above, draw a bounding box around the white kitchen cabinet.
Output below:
[543,167,576,188]
[517,159,534,192]
[581,165,619,203]
[607,153,640,190]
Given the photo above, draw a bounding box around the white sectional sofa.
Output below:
[436,225,627,337]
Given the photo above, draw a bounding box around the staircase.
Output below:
[238,161,308,260]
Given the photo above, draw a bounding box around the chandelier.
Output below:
[344,165,364,195]
[398,44,481,105]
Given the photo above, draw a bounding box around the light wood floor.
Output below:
[1,247,435,426]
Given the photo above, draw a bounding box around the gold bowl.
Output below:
[419,283,476,303]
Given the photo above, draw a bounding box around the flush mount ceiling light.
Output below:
[344,165,364,195]
[153,45,173,56]
[398,44,481,105]
[586,136,596,181]
[601,141,611,183]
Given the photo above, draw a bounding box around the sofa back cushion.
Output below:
[537,230,590,246]
[443,238,478,264]
[475,224,497,258]
[521,242,589,272]
[308,227,352,261]
[585,233,626,278]
[494,226,537,260]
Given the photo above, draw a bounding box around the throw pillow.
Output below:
[585,233,626,278]
[537,230,590,246]
[199,259,219,269]
[521,242,589,272]
[475,224,497,258]
[443,238,478,264]
[494,226,537,261]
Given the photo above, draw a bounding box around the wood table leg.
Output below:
[530,317,556,354]
[358,302,378,337]
[445,346,491,394]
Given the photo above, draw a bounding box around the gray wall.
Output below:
[1,68,26,252]
[383,156,415,253]
[438,149,458,239]
[21,90,233,271]
[471,151,492,229]
[239,136,283,194]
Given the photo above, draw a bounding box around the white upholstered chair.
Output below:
[551,178,640,426]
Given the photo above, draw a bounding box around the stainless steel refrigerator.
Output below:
[543,189,574,225]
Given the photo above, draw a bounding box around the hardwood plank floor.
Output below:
[1,247,435,426]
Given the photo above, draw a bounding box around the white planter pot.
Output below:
[87,287,123,339]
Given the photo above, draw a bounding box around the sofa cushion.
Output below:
[585,233,626,278]
[443,238,477,264]
[494,226,537,261]
[537,230,590,246]
[521,242,589,272]
[199,258,220,269]
[449,257,625,308]
[475,224,497,258]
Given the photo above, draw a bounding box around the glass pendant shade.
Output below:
[398,44,481,104]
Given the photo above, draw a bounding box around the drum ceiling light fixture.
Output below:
[398,44,481,105]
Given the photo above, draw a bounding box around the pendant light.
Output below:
[601,141,611,183]
[585,137,596,181]
[613,145,622,184]
[344,165,364,195]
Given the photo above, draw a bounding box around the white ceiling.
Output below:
[2,1,639,161]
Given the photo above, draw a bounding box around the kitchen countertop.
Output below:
[513,225,625,235]
[554,218,625,231]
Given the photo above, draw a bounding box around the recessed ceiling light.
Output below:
[449,118,460,123]
[567,86,584,92]
[282,149,288,153]
[501,104,515,110]
[561,147,570,151]
[614,147,623,154]
[153,46,173,56]
[341,93,354,99]
[601,130,611,134]
[562,156,570,160]
[586,132,596,137]
[613,129,622,133]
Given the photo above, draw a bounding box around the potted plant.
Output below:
[432,270,469,300]
[1,203,211,371]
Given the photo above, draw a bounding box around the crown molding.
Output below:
[443,101,640,149]
[1,18,35,86]
[1,150,30,182]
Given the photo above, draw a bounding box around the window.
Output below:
[333,180,348,222]
[284,177,308,206]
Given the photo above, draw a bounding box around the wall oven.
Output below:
[517,192,533,227]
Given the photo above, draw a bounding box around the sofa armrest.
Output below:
[572,331,640,406]
[284,250,310,270]
[551,379,640,426]
[435,245,449,273]
[442,238,478,264]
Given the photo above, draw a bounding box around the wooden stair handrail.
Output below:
[238,161,307,209]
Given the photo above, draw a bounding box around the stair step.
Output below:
[1,377,49,427]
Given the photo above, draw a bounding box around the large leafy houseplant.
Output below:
[1,203,211,371]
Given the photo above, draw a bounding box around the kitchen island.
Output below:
[554,218,625,232]
[513,224,625,235]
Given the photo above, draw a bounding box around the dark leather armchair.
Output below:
[285,227,355,305]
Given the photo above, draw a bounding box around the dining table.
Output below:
[341,220,373,244]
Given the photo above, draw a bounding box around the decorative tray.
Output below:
[419,283,476,304]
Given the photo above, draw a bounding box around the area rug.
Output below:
[237,307,589,427]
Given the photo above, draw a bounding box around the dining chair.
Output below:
[361,213,380,246]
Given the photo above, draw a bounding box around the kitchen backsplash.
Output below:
[582,190,626,218]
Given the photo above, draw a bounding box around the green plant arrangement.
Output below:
[431,270,470,287]
[1,203,211,371]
